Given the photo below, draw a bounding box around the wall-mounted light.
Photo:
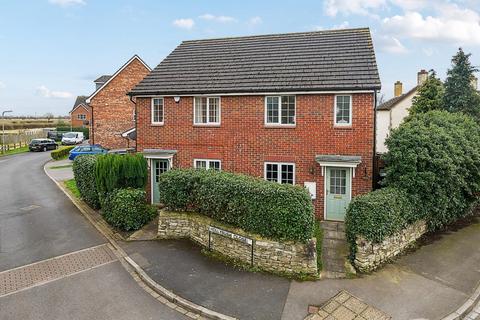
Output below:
[174,96,181,103]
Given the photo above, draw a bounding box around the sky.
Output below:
[0,0,479,116]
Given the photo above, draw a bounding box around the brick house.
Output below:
[69,96,91,128]
[129,28,381,221]
[86,55,151,149]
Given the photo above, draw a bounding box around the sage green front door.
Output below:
[152,159,170,204]
[325,167,351,221]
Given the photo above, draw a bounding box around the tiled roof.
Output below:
[130,28,381,96]
[72,95,88,108]
[94,75,112,83]
[377,86,418,111]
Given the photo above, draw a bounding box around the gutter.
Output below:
[372,90,377,189]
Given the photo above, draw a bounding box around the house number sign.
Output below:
[208,226,253,245]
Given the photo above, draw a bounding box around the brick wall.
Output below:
[137,93,375,218]
[90,58,150,149]
[70,105,91,128]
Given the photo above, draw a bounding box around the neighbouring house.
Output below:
[69,95,91,128]
[86,55,151,149]
[129,28,381,221]
[376,70,428,154]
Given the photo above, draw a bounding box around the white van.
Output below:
[61,132,84,145]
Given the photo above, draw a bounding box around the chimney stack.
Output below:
[471,76,478,91]
[394,81,403,97]
[417,69,428,86]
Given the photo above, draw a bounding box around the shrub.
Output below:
[384,110,480,230]
[345,187,415,260]
[51,146,74,160]
[102,188,157,231]
[158,169,315,242]
[95,153,148,202]
[72,155,100,209]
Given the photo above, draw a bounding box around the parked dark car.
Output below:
[47,131,64,141]
[29,139,58,152]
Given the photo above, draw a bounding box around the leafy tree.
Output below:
[383,111,480,230]
[409,70,444,115]
[443,48,480,119]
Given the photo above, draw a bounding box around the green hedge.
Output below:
[72,155,100,209]
[51,146,74,160]
[384,110,480,230]
[95,153,148,203]
[345,187,415,260]
[158,169,315,242]
[102,188,157,231]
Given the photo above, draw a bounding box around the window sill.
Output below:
[193,124,221,127]
[264,124,296,129]
[151,123,164,127]
[334,125,353,129]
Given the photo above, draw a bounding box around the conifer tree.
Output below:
[409,70,444,115]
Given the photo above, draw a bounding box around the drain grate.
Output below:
[0,244,116,297]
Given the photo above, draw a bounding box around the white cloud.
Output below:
[36,85,72,99]
[48,0,86,7]
[382,5,480,45]
[376,35,409,54]
[247,16,262,27]
[324,0,386,17]
[173,18,195,30]
[313,21,350,31]
[389,0,428,10]
[199,14,237,23]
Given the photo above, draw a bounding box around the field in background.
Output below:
[0,117,70,130]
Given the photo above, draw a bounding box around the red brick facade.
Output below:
[136,93,375,219]
[89,57,150,149]
[70,104,91,128]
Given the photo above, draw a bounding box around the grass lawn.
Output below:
[49,164,73,170]
[64,179,80,198]
[0,146,29,157]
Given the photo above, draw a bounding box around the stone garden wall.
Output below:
[354,220,427,272]
[157,210,318,276]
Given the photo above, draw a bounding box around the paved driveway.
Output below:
[0,151,186,320]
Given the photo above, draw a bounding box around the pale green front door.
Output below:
[325,167,351,221]
[152,159,170,204]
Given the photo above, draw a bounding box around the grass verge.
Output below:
[0,146,29,157]
[50,164,73,170]
[64,179,80,198]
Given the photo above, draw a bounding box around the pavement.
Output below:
[0,151,187,319]
[41,152,480,320]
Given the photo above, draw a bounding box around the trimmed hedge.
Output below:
[102,188,157,231]
[384,110,480,230]
[51,146,74,160]
[345,187,415,260]
[72,155,100,209]
[158,169,315,242]
[95,153,148,203]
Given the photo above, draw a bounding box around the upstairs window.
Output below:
[335,95,352,126]
[77,114,86,120]
[264,162,295,184]
[194,159,221,170]
[151,98,164,124]
[265,96,295,125]
[194,97,220,125]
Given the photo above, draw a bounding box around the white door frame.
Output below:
[147,156,174,204]
[322,166,353,221]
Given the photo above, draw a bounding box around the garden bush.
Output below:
[51,146,74,160]
[345,187,415,260]
[158,169,315,242]
[383,110,480,230]
[95,153,148,203]
[102,188,157,231]
[72,155,100,209]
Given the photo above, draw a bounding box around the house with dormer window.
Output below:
[128,28,381,220]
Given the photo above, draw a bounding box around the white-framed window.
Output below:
[264,162,295,184]
[334,95,352,126]
[77,114,86,120]
[151,97,164,124]
[194,159,221,170]
[194,97,220,125]
[265,96,296,125]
